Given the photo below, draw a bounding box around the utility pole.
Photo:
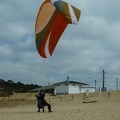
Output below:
[48,82,50,86]
[101,69,107,91]
[103,69,105,88]
[67,76,69,94]
[116,78,118,90]
[95,80,97,92]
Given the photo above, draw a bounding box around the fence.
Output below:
[46,90,120,103]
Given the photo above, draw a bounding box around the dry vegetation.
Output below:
[0,91,120,120]
[0,91,120,108]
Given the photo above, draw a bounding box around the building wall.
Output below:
[54,83,95,94]
[55,84,69,94]
[69,84,80,94]
[81,87,95,93]
[55,83,83,94]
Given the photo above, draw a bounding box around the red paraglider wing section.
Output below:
[37,12,68,58]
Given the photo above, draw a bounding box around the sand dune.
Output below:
[0,91,120,120]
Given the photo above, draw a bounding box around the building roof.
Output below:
[30,85,55,92]
[53,80,89,85]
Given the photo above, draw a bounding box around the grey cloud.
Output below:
[0,0,120,90]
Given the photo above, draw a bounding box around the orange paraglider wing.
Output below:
[35,0,81,58]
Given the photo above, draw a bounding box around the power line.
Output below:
[68,70,102,82]
[67,70,120,90]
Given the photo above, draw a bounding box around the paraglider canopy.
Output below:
[35,0,81,58]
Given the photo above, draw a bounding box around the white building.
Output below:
[53,80,94,95]
[30,80,95,94]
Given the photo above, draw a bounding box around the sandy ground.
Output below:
[0,91,120,120]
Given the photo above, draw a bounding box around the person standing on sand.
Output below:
[36,90,52,112]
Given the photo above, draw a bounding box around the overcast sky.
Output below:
[0,0,120,90]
